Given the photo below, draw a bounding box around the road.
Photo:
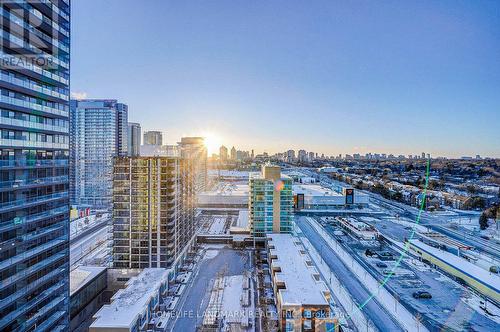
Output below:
[70,217,109,244]
[316,171,500,260]
[169,247,252,331]
[296,217,404,331]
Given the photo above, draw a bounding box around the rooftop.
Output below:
[200,183,249,196]
[70,266,106,296]
[267,234,330,306]
[90,268,168,329]
[409,239,500,294]
[293,184,342,197]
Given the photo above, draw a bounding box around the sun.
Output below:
[203,133,222,155]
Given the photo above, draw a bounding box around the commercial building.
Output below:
[249,165,293,236]
[127,122,141,157]
[89,268,169,332]
[112,156,195,269]
[179,136,207,192]
[292,184,369,210]
[70,266,108,331]
[267,234,334,331]
[0,1,71,331]
[143,130,162,146]
[70,99,128,209]
[335,217,378,240]
[407,239,500,303]
[197,182,249,208]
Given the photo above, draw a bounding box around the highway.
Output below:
[296,217,404,331]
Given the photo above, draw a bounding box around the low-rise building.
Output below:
[292,184,369,210]
[89,269,169,332]
[335,217,378,240]
[267,234,335,331]
[197,182,249,208]
[70,266,108,331]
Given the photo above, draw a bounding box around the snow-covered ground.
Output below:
[70,213,110,238]
[461,294,500,324]
[305,217,430,332]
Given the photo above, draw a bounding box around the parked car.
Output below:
[376,262,388,268]
[413,291,432,299]
[365,249,377,257]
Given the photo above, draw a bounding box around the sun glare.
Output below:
[203,133,221,155]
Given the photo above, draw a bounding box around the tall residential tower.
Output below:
[70,99,128,209]
[127,122,141,157]
[179,137,207,192]
[0,1,71,331]
[143,130,162,146]
[112,156,195,268]
[249,165,293,236]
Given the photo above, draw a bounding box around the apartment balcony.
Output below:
[4,0,70,38]
[0,7,69,55]
[0,72,68,102]
[23,293,67,332]
[0,192,68,213]
[0,116,68,134]
[0,175,68,192]
[0,159,68,169]
[0,138,68,150]
[0,236,66,271]
[0,50,68,87]
[0,205,67,234]
[0,271,66,330]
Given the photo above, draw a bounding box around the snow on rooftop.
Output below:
[70,266,106,295]
[267,234,330,306]
[234,210,249,228]
[292,184,342,197]
[201,183,249,196]
[409,239,500,294]
[90,268,168,329]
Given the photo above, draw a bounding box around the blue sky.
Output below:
[71,0,500,157]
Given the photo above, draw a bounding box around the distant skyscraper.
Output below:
[230,146,237,160]
[143,130,163,146]
[298,149,307,162]
[127,122,141,156]
[179,137,207,191]
[249,165,293,236]
[219,145,228,161]
[71,99,128,209]
[112,156,195,268]
[286,150,295,163]
[0,2,71,331]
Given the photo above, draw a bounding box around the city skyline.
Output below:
[71,0,500,158]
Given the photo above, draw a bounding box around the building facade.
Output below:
[0,1,71,331]
[267,234,334,331]
[127,122,141,157]
[249,165,293,236]
[219,145,228,161]
[70,99,128,209]
[112,156,195,269]
[179,137,207,192]
[143,130,162,146]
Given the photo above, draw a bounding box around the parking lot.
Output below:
[321,218,499,331]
